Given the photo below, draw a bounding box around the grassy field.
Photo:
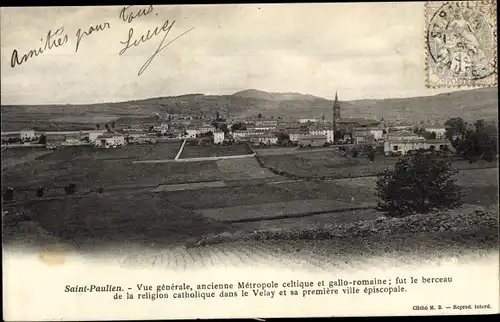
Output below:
[332,168,499,208]
[1,147,54,169]
[33,145,154,162]
[259,151,498,179]
[216,157,280,180]
[2,152,225,194]
[6,190,235,248]
[137,142,182,160]
[180,142,251,159]
[159,180,377,211]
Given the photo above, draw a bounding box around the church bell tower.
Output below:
[332,91,341,141]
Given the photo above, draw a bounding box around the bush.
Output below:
[3,188,14,201]
[64,183,77,195]
[375,150,462,217]
[36,187,45,197]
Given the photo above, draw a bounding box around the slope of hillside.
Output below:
[232,89,324,101]
[1,88,497,131]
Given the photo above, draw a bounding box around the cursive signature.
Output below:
[118,20,195,76]
[119,5,154,23]
[75,22,111,52]
[10,27,69,68]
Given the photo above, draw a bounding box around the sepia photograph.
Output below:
[1,2,499,320]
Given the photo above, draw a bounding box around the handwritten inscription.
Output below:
[119,5,154,23]
[75,22,111,52]
[10,27,69,68]
[9,5,194,75]
[119,20,195,76]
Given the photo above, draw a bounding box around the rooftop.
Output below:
[300,134,327,140]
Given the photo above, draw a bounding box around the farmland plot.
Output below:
[3,157,225,192]
[18,190,234,247]
[138,142,182,160]
[216,157,279,180]
[1,147,53,169]
[180,143,251,159]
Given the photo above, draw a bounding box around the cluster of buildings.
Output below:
[2,93,454,156]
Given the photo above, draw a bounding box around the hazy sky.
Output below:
[1,3,464,105]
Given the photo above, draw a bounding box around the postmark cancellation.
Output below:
[425,1,497,88]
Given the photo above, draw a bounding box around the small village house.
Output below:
[45,133,67,149]
[382,131,452,156]
[352,129,375,145]
[298,118,319,124]
[185,128,200,138]
[254,119,278,130]
[213,131,225,144]
[95,133,126,148]
[336,118,381,132]
[352,127,384,141]
[88,130,107,144]
[64,133,83,145]
[20,129,37,141]
[299,134,327,147]
[232,129,266,142]
[199,124,216,134]
[425,139,454,152]
[153,123,169,134]
[247,133,278,146]
[308,125,334,143]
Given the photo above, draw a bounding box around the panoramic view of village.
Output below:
[2,86,499,270]
[1,3,499,272]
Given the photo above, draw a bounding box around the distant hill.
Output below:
[1,87,497,131]
[232,89,325,101]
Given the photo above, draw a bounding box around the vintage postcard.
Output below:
[1,2,499,321]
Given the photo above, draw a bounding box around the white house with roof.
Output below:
[214,131,225,144]
[20,129,37,140]
[95,133,126,147]
[154,123,169,134]
[247,133,278,145]
[308,125,334,143]
[232,129,266,142]
[352,129,375,144]
[88,130,107,144]
[299,118,319,124]
[185,128,200,138]
[383,131,452,156]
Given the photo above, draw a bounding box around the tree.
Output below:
[368,150,376,162]
[219,124,229,135]
[231,122,246,131]
[38,134,47,145]
[105,123,110,132]
[375,150,462,217]
[258,113,263,119]
[276,132,290,145]
[3,187,14,201]
[444,117,467,141]
[111,121,116,130]
[64,183,77,195]
[36,187,45,197]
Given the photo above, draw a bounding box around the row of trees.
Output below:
[445,117,498,162]
[96,122,116,132]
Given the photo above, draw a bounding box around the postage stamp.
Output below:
[425,1,497,88]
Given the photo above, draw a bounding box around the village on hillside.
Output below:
[1,92,465,157]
